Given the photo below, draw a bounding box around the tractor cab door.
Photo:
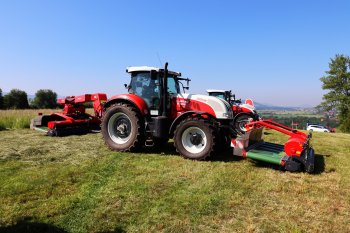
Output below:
[166,76,180,109]
[129,72,161,114]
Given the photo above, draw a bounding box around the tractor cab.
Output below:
[207,89,231,102]
[207,89,240,105]
[126,66,188,116]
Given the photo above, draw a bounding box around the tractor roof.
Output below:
[206,89,228,93]
[126,66,181,76]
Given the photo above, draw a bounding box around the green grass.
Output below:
[0,109,54,130]
[1,129,350,232]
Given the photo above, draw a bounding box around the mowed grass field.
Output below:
[1,111,350,232]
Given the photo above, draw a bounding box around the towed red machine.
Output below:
[231,119,315,173]
[30,93,107,136]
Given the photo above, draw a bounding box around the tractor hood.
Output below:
[174,93,233,119]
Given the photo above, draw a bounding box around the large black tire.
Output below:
[101,103,144,152]
[304,148,315,174]
[233,113,255,134]
[173,118,217,160]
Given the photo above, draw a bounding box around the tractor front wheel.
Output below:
[233,113,254,134]
[101,103,144,152]
[174,118,217,160]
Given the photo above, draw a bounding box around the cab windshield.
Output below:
[210,92,228,101]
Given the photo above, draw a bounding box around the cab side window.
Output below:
[167,77,180,95]
[129,72,160,109]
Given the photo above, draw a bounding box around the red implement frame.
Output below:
[245,119,309,156]
[231,119,314,173]
[31,93,107,136]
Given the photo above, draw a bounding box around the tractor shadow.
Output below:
[0,217,67,233]
[141,142,177,155]
[263,131,272,135]
[314,154,326,174]
[142,142,239,162]
[208,148,243,162]
[98,227,126,233]
[143,143,327,174]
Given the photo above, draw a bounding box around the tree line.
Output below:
[318,54,350,133]
[0,89,58,109]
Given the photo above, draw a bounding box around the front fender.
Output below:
[233,112,259,122]
[105,94,149,116]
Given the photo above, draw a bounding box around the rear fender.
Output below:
[104,94,149,116]
[169,111,215,137]
[239,105,256,113]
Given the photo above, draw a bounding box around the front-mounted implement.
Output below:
[31,93,107,136]
[231,119,314,173]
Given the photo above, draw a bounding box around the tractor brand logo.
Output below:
[177,99,190,107]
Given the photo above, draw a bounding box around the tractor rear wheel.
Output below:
[101,103,144,152]
[174,118,217,160]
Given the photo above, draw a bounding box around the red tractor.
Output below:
[101,63,234,160]
[207,89,260,134]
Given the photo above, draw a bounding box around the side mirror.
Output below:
[124,84,128,89]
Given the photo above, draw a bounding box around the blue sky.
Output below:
[0,0,349,106]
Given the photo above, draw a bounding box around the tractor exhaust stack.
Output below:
[162,62,169,117]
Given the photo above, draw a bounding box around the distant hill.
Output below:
[254,102,300,111]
